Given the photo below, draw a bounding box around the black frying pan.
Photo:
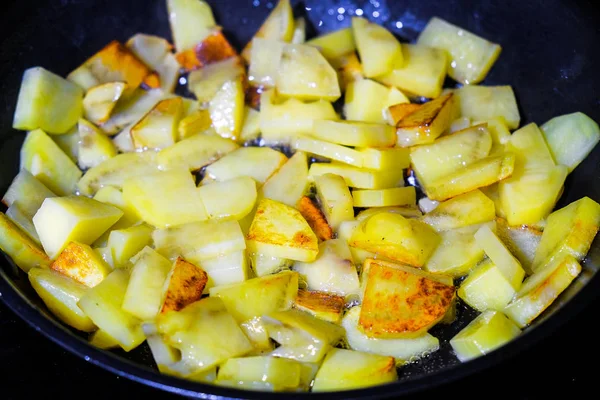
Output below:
[1,0,600,398]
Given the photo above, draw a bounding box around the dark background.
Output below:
[2,0,600,398]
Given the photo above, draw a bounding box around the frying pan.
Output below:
[1,0,600,398]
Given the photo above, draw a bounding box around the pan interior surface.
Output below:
[0,0,599,398]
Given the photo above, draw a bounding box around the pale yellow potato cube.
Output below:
[107,224,153,268]
[197,176,257,220]
[352,17,402,77]
[358,147,410,170]
[312,348,397,391]
[248,38,284,88]
[217,356,304,391]
[311,120,396,148]
[450,310,520,362]
[33,196,122,259]
[247,198,318,262]
[277,44,340,101]
[204,147,287,184]
[78,269,144,351]
[241,0,294,62]
[344,79,408,124]
[187,58,245,103]
[157,132,239,171]
[89,329,120,350]
[77,119,117,170]
[28,267,95,332]
[122,247,172,320]
[209,270,298,322]
[240,107,261,142]
[495,218,542,274]
[307,27,355,60]
[315,173,354,231]
[249,252,292,277]
[356,206,423,221]
[153,219,246,261]
[454,85,520,129]
[352,186,416,208]
[209,78,245,141]
[262,151,309,207]
[294,238,360,297]
[309,162,405,189]
[239,317,274,353]
[417,17,501,84]
[458,258,517,312]
[167,0,215,52]
[292,136,363,167]
[342,306,439,362]
[375,44,448,99]
[0,212,50,272]
[421,189,495,232]
[131,97,183,150]
[123,168,207,228]
[83,82,127,125]
[504,255,581,328]
[190,250,248,289]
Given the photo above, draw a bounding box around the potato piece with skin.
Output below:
[123,169,207,228]
[33,196,123,260]
[293,290,345,324]
[187,57,246,103]
[342,306,439,361]
[262,151,309,208]
[352,17,402,78]
[217,356,304,391]
[209,78,245,141]
[83,82,127,125]
[121,247,172,320]
[160,257,208,314]
[107,224,153,268]
[359,259,455,338]
[531,197,600,273]
[78,269,144,351]
[126,34,180,93]
[197,176,257,220]
[417,17,501,84]
[311,120,396,148]
[69,41,159,93]
[77,119,117,169]
[14,67,84,134]
[131,97,183,150]
[307,28,355,60]
[450,310,521,362]
[424,222,494,277]
[454,85,520,129]
[156,297,253,376]
[204,147,287,184]
[344,79,409,124]
[51,242,111,288]
[259,89,338,144]
[28,267,95,332]
[312,348,397,391]
[504,255,582,328]
[458,258,517,312]
[375,44,448,99]
[309,162,405,190]
[351,212,440,268]
[297,196,334,242]
[247,198,318,262]
[426,152,515,201]
[21,129,83,197]
[315,173,354,231]
[209,270,298,323]
[241,0,294,62]
[167,0,215,52]
[276,44,341,101]
[263,308,345,363]
[158,133,239,171]
[475,224,525,290]
[421,189,496,232]
[395,93,455,147]
[352,187,416,208]
[410,124,492,189]
[294,239,360,297]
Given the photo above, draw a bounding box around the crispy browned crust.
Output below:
[176,29,238,71]
[396,93,453,128]
[160,257,208,313]
[51,242,107,288]
[387,103,422,125]
[294,289,345,314]
[88,40,160,89]
[245,85,264,111]
[297,196,334,241]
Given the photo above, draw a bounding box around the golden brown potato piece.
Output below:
[395,93,454,147]
[359,259,455,338]
[386,103,422,125]
[161,257,208,313]
[297,196,334,241]
[176,29,238,71]
[245,85,264,111]
[293,289,345,323]
[331,52,364,91]
[51,241,111,288]
[84,40,160,90]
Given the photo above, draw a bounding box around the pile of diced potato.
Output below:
[2,0,600,393]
